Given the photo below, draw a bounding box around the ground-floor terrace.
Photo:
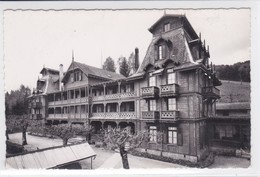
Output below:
[207,117,250,154]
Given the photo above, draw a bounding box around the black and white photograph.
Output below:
[3,6,253,172]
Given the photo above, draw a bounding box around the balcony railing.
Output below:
[202,86,220,98]
[141,86,159,98]
[121,92,136,98]
[160,84,179,97]
[120,112,136,118]
[48,97,89,106]
[92,95,105,101]
[31,102,42,108]
[92,112,105,117]
[142,111,160,120]
[92,92,136,102]
[91,112,135,119]
[160,111,180,121]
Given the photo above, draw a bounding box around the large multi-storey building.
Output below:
[29,14,222,162]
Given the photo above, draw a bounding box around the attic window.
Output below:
[158,45,166,60]
[164,23,170,32]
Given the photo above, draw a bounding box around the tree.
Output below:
[128,48,140,75]
[6,115,30,145]
[47,124,79,146]
[103,127,147,169]
[118,56,130,77]
[5,85,31,115]
[102,57,116,72]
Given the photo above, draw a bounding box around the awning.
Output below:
[6,142,96,169]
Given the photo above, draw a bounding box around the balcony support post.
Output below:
[118,81,121,94]
[103,84,106,100]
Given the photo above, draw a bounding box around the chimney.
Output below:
[59,64,63,91]
[134,47,140,73]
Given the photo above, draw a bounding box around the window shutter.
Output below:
[177,128,183,146]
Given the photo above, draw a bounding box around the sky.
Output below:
[4,8,250,92]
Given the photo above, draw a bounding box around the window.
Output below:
[167,98,176,111]
[164,23,170,32]
[168,127,177,144]
[73,71,82,82]
[158,45,166,60]
[167,72,176,84]
[149,99,156,111]
[149,76,156,87]
[149,126,157,142]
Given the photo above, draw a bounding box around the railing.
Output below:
[92,95,105,101]
[142,111,160,120]
[120,112,136,118]
[160,111,180,121]
[92,112,105,117]
[31,102,42,108]
[48,97,89,106]
[92,92,136,102]
[106,112,120,117]
[202,87,220,98]
[48,114,55,119]
[141,86,159,98]
[105,94,120,100]
[121,92,136,98]
[91,112,135,118]
[160,84,179,96]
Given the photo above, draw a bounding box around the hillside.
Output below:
[217,80,250,103]
[215,60,250,82]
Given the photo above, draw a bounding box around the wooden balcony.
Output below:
[202,86,220,99]
[141,86,159,99]
[160,84,179,97]
[92,92,136,102]
[121,92,136,99]
[31,102,42,108]
[105,94,120,100]
[48,97,89,106]
[160,111,180,121]
[142,111,160,120]
[91,112,135,119]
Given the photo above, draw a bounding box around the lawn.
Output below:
[217,80,250,103]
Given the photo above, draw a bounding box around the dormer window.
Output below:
[71,71,82,82]
[164,23,170,32]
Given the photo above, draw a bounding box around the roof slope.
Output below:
[6,142,96,169]
[65,61,125,81]
[216,102,250,110]
[136,27,193,75]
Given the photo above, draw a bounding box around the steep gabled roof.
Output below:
[40,67,59,75]
[149,14,185,33]
[148,14,198,39]
[63,61,125,82]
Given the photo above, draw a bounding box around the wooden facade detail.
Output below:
[160,84,179,97]
[141,86,160,98]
